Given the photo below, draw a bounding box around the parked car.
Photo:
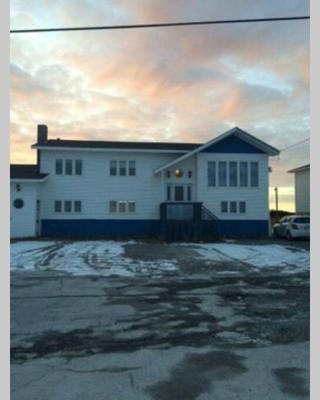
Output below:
[273,215,310,240]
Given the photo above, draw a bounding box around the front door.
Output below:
[167,184,192,202]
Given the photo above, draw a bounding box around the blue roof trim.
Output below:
[200,134,265,154]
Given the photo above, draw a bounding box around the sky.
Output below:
[10,0,309,211]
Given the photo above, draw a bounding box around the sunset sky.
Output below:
[10,0,309,211]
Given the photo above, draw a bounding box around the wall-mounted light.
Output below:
[175,169,183,178]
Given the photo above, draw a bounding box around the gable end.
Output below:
[200,134,265,154]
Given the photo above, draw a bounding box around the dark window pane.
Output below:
[250,162,259,187]
[74,201,81,212]
[118,201,126,212]
[167,185,171,201]
[239,201,246,213]
[230,201,237,213]
[293,217,310,224]
[109,201,117,212]
[54,201,62,212]
[55,159,63,175]
[75,160,82,175]
[128,201,136,212]
[221,201,228,213]
[240,162,248,187]
[119,161,126,176]
[64,200,72,212]
[188,171,192,178]
[229,162,237,187]
[110,160,117,176]
[128,161,136,176]
[65,160,73,175]
[218,162,227,186]
[208,161,216,186]
[174,186,184,201]
[187,186,192,201]
[166,170,171,178]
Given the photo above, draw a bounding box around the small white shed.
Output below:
[10,165,48,239]
[288,164,310,214]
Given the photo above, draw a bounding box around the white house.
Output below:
[288,164,310,214]
[10,125,280,240]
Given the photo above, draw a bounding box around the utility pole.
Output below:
[274,187,279,221]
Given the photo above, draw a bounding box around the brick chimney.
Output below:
[37,124,48,144]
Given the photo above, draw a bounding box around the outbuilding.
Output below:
[288,164,310,215]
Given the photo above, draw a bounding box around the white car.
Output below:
[273,215,310,240]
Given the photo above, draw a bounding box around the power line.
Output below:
[280,138,310,152]
[10,15,310,34]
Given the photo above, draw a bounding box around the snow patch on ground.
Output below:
[189,243,309,272]
[10,241,178,277]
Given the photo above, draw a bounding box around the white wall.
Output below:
[295,169,310,214]
[10,182,39,238]
[196,153,269,220]
[39,150,181,220]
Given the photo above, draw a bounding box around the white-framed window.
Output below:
[55,159,63,175]
[118,201,126,213]
[208,161,216,186]
[250,162,259,187]
[128,161,136,176]
[218,161,227,187]
[229,162,238,187]
[109,201,117,213]
[240,162,248,187]
[230,201,237,213]
[74,201,82,213]
[128,201,136,213]
[239,201,246,213]
[54,200,62,212]
[221,201,228,213]
[64,200,72,212]
[65,160,73,175]
[75,160,82,175]
[119,161,126,176]
[110,160,117,176]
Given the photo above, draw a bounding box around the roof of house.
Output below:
[154,127,280,174]
[287,164,310,173]
[31,139,200,152]
[10,164,48,180]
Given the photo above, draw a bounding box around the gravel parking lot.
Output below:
[11,239,310,400]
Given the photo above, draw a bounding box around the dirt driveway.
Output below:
[11,240,310,400]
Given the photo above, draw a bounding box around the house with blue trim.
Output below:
[10,125,279,240]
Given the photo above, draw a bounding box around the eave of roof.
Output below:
[10,164,48,181]
[31,139,200,152]
[288,164,310,173]
[153,127,280,175]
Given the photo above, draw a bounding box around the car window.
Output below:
[293,217,310,224]
[279,217,287,223]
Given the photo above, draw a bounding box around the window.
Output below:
[187,185,192,201]
[229,162,238,187]
[166,171,171,178]
[128,161,136,176]
[174,186,184,201]
[208,161,216,186]
[218,162,227,186]
[65,159,73,175]
[64,200,72,212]
[221,201,228,213]
[109,201,117,213]
[167,185,171,201]
[239,201,246,213]
[110,160,117,176]
[118,201,126,212]
[250,162,259,187]
[55,159,63,175]
[74,201,82,212]
[75,160,82,175]
[230,201,237,213]
[128,201,136,212]
[119,161,126,176]
[188,171,192,178]
[240,162,248,187]
[54,200,62,213]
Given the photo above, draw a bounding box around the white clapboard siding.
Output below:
[295,169,310,214]
[10,182,39,238]
[39,150,181,220]
[196,153,269,220]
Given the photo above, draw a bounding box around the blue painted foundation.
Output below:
[41,219,269,239]
[41,219,161,238]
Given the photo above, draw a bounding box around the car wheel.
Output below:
[286,230,293,240]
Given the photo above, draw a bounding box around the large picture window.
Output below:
[218,162,227,187]
[208,161,216,186]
